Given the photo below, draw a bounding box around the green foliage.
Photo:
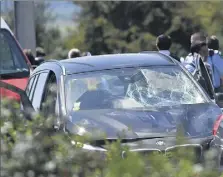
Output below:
[3,2,223,59]
[63,24,87,53]
[69,1,223,57]
[34,2,62,59]
[1,99,223,177]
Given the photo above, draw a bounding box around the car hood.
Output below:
[66,103,222,139]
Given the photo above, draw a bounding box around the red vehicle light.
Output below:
[213,114,223,136]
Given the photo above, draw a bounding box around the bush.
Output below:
[1,99,223,177]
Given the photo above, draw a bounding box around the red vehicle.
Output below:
[0,17,32,101]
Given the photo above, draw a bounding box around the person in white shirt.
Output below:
[182,33,215,98]
[184,32,209,65]
[183,32,212,77]
[156,34,180,62]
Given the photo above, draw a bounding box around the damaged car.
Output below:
[1,52,222,169]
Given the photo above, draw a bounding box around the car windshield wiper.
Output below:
[90,134,175,146]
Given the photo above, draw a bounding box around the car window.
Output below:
[0,29,29,75]
[41,74,57,114]
[66,66,207,112]
[32,72,49,111]
[26,75,36,96]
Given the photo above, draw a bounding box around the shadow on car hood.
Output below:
[66,103,222,139]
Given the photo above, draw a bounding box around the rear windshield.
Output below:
[0,29,29,77]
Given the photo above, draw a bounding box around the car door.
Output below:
[38,72,61,129]
[40,73,58,115]
[27,71,49,112]
[0,29,31,101]
[25,69,59,113]
[0,80,34,120]
[0,71,59,119]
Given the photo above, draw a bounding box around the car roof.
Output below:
[1,17,13,35]
[42,52,177,75]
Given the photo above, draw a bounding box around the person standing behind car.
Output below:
[184,32,211,76]
[156,34,180,62]
[23,49,35,66]
[183,38,215,99]
[68,48,81,58]
[184,33,217,88]
[184,32,208,63]
[35,47,45,66]
[207,36,223,93]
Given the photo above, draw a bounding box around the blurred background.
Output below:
[1,1,223,59]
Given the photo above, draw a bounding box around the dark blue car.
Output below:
[1,52,222,169]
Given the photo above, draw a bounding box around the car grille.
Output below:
[122,145,203,164]
[165,144,202,164]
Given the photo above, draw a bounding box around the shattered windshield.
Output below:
[66,66,207,112]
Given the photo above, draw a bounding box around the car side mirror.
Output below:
[215,93,223,108]
[0,81,34,119]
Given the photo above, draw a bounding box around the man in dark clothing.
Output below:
[156,34,180,62]
[23,49,35,66]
